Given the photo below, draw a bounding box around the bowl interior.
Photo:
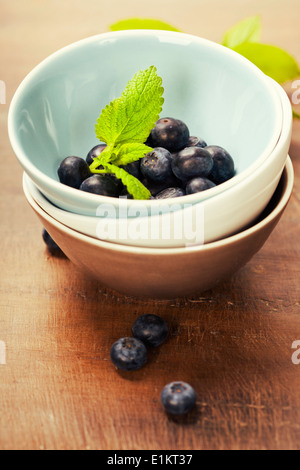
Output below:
[10,31,281,189]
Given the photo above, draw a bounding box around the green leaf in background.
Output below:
[233,42,300,83]
[110,18,180,32]
[293,109,300,119]
[222,15,261,48]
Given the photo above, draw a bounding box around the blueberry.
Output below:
[121,160,142,180]
[171,147,213,182]
[119,187,134,199]
[150,118,190,152]
[86,144,107,165]
[161,382,196,415]
[145,133,154,147]
[110,337,147,371]
[141,147,173,182]
[187,136,207,148]
[205,145,235,184]
[42,228,63,254]
[132,314,169,347]
[142,174,182,197]
[79,175,120,197]
[156,187,186,199]
[186,177,216,194]
[57,156,91,189]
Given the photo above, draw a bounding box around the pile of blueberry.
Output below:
[57,117,235,199]
[110,314,196,415]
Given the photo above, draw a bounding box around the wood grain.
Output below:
[1,0,300,450]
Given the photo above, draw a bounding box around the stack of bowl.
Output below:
[8,31,294,299]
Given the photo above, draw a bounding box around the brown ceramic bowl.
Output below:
[23,158,294,300]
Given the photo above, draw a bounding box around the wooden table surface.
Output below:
[1,0,300,451]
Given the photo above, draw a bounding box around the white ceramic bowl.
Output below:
[8,30,283,217]
[23,158,294,299]
[23,79,292,248]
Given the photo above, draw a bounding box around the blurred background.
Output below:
[1,0,300,147]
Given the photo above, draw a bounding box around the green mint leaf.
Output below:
[89,144,114,171]
[110,18,180,32]
[111,143,152,166]
[104,163,151,200]
[222,15,261,48]
[95,66,164,146]
[232,43,300,83]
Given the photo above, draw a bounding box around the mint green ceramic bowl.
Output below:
[8,30,283,216]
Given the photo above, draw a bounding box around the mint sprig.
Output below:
[91,66,164,200]
[111,143,153,166]
[104,164,151,200]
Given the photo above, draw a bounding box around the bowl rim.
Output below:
[23,156,294,256]
[9,29,285,211]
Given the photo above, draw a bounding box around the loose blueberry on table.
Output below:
[132,314,169,347]
[161,381,197,415]
[110,337,147,371]
[42,228,63,255]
